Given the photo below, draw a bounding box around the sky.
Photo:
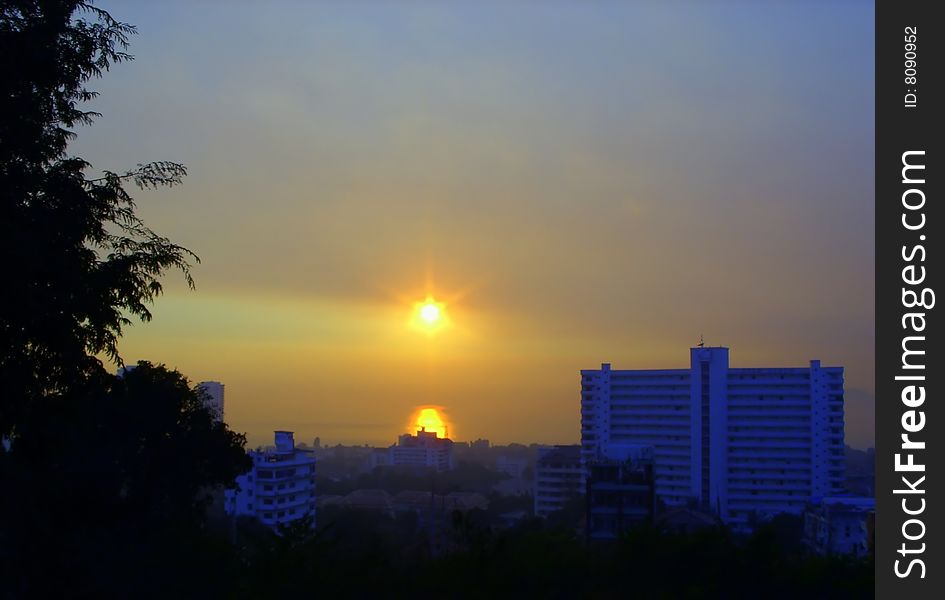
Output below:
[77,1,875,449]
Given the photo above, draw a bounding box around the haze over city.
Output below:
[75,1,874,449]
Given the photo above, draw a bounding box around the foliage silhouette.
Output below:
[226,505,872,599]
[1,3,250,596]
[2,362,251,596]
[1,0,196,440]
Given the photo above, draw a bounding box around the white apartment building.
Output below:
[377,428,455,472]
[225,431,317,530]
[197,381,224,422]
[534,445,584,518]
[581,347,845,529]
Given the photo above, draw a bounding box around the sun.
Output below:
[412,296,448,331]
[419,302,441,324]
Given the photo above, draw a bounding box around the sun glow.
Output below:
[409,406,451,439]
[419,302,441,324]
[412,296,449,332]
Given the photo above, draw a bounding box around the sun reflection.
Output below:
[409,406,451,439]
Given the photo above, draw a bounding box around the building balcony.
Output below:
[728,450,811,460]
[728,482,811,492]
[727,492,812,503]
[727,410,813,418]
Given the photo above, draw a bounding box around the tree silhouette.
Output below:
[0,3,251,595]
[1,0,196,440]
[2,363,251,596]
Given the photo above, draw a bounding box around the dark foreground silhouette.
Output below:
[218,508,873,599]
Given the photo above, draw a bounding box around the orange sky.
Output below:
[83,2,874,448]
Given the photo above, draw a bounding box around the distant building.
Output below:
[225,431,316,530]
[197,381,224,422]
[534,445,583,518]
[343,489,393,515]
[804,496,875,557]
[368,447,392,469]
[375,428,455,472]
[495,455,528,478]
[392,490,437,514]
[391,490,489,514]
[492,477,531,497]
[581,347,845,529]
[444,491,489,513]
[586,444,656,540]
[498,510,530,529]
[656,507,721,535]
[470,439,490,450]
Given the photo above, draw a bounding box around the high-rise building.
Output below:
[534,445,583,518]
[225,431,317,530]
[581,347,845,529]
[197,381,224,422]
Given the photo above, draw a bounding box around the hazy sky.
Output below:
[78,1,875,448]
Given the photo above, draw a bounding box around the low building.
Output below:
[655,507,721,535]
[391,490,489,514]
[445,491,489,512]
[392,490,437,513]
[804,496,875,557]
[495,455,528,478]
[344,489,393,515]
[492,476,531,497]
[368,447,392,470]
[498,510,531,529]
[586,445,656,540]
[534,445,583,518]
[225,431,316,530]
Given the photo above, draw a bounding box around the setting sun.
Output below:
[409,406,451,439]
[412,296,449,332]
[419,302,441,324]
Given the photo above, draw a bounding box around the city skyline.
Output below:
[77,1,874,449]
